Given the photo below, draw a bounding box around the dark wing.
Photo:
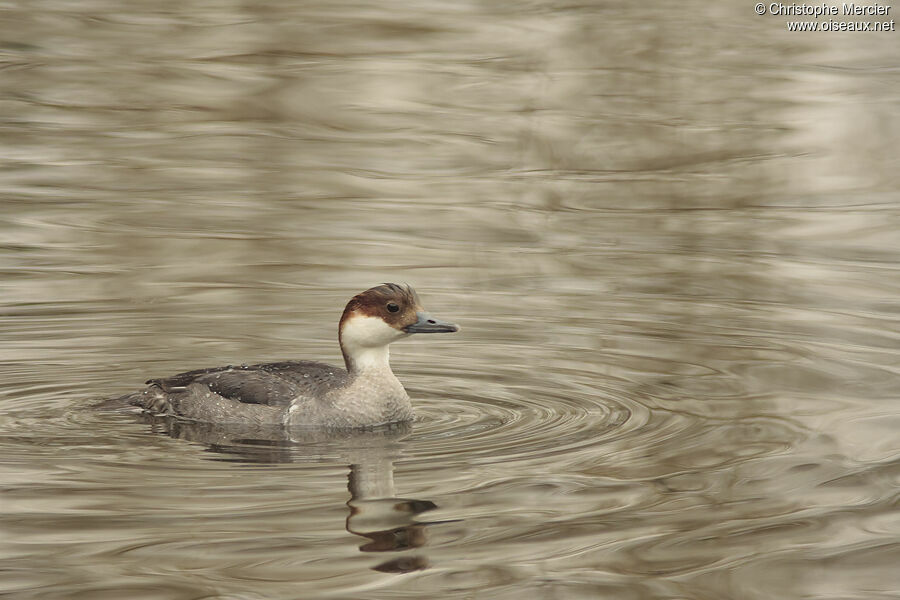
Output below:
[147,360,349,408]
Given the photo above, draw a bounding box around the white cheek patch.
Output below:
[341,314,405,349]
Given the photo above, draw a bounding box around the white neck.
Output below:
[346,344,391,373]
[339,314,406,375]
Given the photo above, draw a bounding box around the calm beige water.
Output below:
[1,2,899,599]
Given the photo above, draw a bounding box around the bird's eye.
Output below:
[386,302,400,313]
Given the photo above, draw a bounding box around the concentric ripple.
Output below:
[399,340,815,486]
[404,362,650,473]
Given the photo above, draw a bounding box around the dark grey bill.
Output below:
[405,311,459,334]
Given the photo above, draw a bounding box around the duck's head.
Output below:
[338,283,458,372]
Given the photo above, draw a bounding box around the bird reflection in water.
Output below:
[139,414,440,573]
[345,459,435,573]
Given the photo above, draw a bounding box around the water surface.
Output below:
[1,2,899,599]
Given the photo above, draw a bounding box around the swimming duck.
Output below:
[124,283,458,428]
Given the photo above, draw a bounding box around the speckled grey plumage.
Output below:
[122,360,412,428]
